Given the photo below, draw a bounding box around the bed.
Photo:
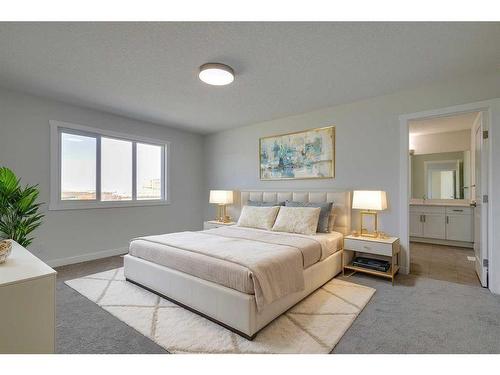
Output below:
[124,190,351,339]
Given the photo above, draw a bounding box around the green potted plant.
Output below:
[0,167,44,254]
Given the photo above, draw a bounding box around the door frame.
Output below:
[399,99,498,289]
[473,113,488,286]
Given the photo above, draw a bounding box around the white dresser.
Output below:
[410,204,474,247]
[0,241,56,353]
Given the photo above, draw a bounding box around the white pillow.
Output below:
[237,205,280,230]
[272,206,321,235]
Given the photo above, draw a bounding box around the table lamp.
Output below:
[352,190,387,237]
[209,190,233,223]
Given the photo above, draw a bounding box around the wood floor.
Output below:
[410,242,480,287]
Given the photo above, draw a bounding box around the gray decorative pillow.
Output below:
[247,200,285,207]
[285,201,333,233]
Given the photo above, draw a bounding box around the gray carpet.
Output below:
[55,256,500,354]
[333,272,500,353]
[56,256,166,354]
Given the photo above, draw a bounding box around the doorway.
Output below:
[409,111,482,286]
[399,101,494,289]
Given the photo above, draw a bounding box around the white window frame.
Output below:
[49,120,170,210]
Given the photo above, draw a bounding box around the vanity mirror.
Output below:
[411,150,471,200]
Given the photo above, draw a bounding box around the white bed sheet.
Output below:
[128,227,343,296]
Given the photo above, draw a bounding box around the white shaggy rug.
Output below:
[65,268,375,354]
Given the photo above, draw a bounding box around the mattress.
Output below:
[128,227,343,296]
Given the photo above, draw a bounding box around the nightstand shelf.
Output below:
[344,263,399,279]
[343,235,400,285]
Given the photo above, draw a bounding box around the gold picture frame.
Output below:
[259,126,335,180]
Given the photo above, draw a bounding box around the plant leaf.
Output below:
[0,167,43,247]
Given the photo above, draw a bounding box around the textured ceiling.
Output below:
[0,22,499,134]
[409,112,479,136]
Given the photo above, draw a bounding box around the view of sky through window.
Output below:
[61,132,96,200]
[60,131,164,202]
[137,143,162,200]
[101,137,133,201]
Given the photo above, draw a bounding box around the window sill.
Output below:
[48,199,171,211]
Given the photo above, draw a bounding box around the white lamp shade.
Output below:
[352,190,387,211]
[209,190,233,205]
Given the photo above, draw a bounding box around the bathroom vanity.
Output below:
[410,200,474,248]
[409,146,475,248]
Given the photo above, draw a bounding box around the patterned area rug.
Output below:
[65,268,375,353]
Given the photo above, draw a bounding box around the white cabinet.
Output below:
[409,212,423,237]
[423,213,446,239]
[446,207,473,242]
[0,241,56,353]
[410,205,446,240]
[410,204,474,246]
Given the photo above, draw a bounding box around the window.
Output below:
[50,121,169,210]
[101,137,133,201]
[136,143,162,200]
[61,133,97,200]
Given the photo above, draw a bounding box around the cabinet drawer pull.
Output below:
[452,209,463,212]
[446,216,449,224]
[363,245,371,250]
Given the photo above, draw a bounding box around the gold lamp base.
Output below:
[360,210,378,237]
[214,204,231,223]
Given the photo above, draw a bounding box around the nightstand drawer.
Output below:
[203,222,220,230]
[344,238,393,256]
[203,221,236,230]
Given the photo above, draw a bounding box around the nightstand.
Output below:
[203,220,236,230]
[343,235,400,285]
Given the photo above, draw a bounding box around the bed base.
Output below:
[124,250,345,340]
[126,277,257,340]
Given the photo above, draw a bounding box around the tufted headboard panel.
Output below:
[232,190,351,235]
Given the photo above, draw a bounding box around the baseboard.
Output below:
[410,237,473,249]
[399,266,409,275]
[46,247,128,268]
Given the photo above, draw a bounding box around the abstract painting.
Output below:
[259,126,335,180]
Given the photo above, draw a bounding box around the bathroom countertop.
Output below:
[409,199,473,207]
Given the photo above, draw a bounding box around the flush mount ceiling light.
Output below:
[199,63,234,86]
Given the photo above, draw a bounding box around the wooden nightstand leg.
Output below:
[341,250,345,276]
[391,252,395,286]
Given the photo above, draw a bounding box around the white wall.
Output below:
[410,129,471,155]
[203,71,500,274]
[0,87,204,266]
[2,70,500,290]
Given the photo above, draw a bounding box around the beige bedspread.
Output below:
[130,226,327,310]
[203,226,323,267]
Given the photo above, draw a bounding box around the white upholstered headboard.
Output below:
[231,190,351,235]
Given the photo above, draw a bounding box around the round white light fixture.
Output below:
[199,63,234,86]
